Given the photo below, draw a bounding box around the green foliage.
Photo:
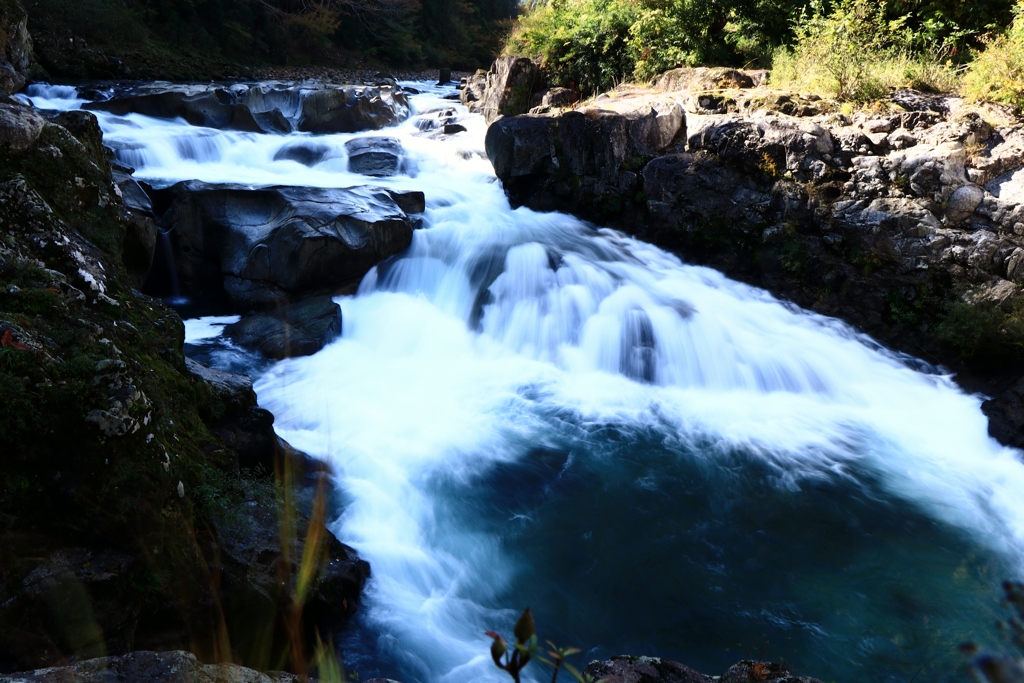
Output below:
[506,0,639,94]
[770,0,960,101]
[962,1,1024,109]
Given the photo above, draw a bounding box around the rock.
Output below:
[273,141,334,166]
[0,548,140,669]
[460,71,487,109]
[155,182,417,310]
[532,87,577,109]
[297,85,410,134]
[864,118,892,134]
[0,0,33,94]
[86,82,410,135]
[185,357,277,469]
[387,189,426,214]
[437,67,451,85]
[0,102,45,153]
[947,184,985,222]
[443,123,467,135]
[478,56,541,123]
[224,296,342,359]
[0,650,311,682]
[486,94,684,216]
[719,660,823,683]
[585,656,711,683]
[345,136,405,176]
[582,656,824,683]
[653,66,756,92]
[212,493,370,656]
[888,128,917,150]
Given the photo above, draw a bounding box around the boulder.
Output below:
[653,67,756,92]
[211,494,370,657]
[583,656,824,683]
[112,170,158,288]
[345,136,405,176]
[85,82,410,135]
[478,56,541,123]
[946,184,985,222]
[0,0,33,94]
[273,141,334,166]
[224,296,342,360]
[460,70,487,109]
[0,102,44,153]
[0,650,311,683]
[154,182,417,310]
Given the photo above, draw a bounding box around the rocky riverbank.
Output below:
[0,12,372,675]
[474,59,1024,449]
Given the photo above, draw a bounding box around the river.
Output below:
[22,80,1024,683]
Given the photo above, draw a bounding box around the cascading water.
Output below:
[23,82,1024,683]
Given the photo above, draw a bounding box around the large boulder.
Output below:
[486,95,684,217]
[474,56,542,124]
[154,182,419,310]
[225,296,342,360]
[346,136,405,177]
[0,101,44,153]
[0,0,33,94]
[85,82,410,135]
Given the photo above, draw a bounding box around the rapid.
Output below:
[22,81,1024,683]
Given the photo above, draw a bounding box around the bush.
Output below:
[962,1,1024,109]
[770,0,960,101]
[506,0,640,94]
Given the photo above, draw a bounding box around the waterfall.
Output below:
[24,79,1024,683]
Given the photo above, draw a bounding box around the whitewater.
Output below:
[23,81,1024,683]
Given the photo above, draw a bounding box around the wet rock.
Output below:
[460,70,487,109]
[273,141,334,166]
[947,184,985,222]
[387,189,426,214]
[443,123,467,135]
[85,82,410,135]
[345,136,405,176]
[185,358,277,469]
[0,650,311,682]
[225,296,342,360]
[156,182,417,310]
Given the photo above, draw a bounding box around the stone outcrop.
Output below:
[0,650,313,683]
[152,182,422,311]
[461,56,541,123]
[0,0,33,94]
[486,77,1024,448]
[584,656,823,683]
[86,81,411,135]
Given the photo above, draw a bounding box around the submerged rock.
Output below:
[584,656,823,683]
[225,296,342,360]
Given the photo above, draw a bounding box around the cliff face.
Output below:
[479,69,1024,448]
[0,0,33,93]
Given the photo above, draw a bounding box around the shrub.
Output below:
[770,0,960,101]
[505,0,640,94]
[962,1,1024,109]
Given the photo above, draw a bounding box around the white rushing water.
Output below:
[23,82,1024,682]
